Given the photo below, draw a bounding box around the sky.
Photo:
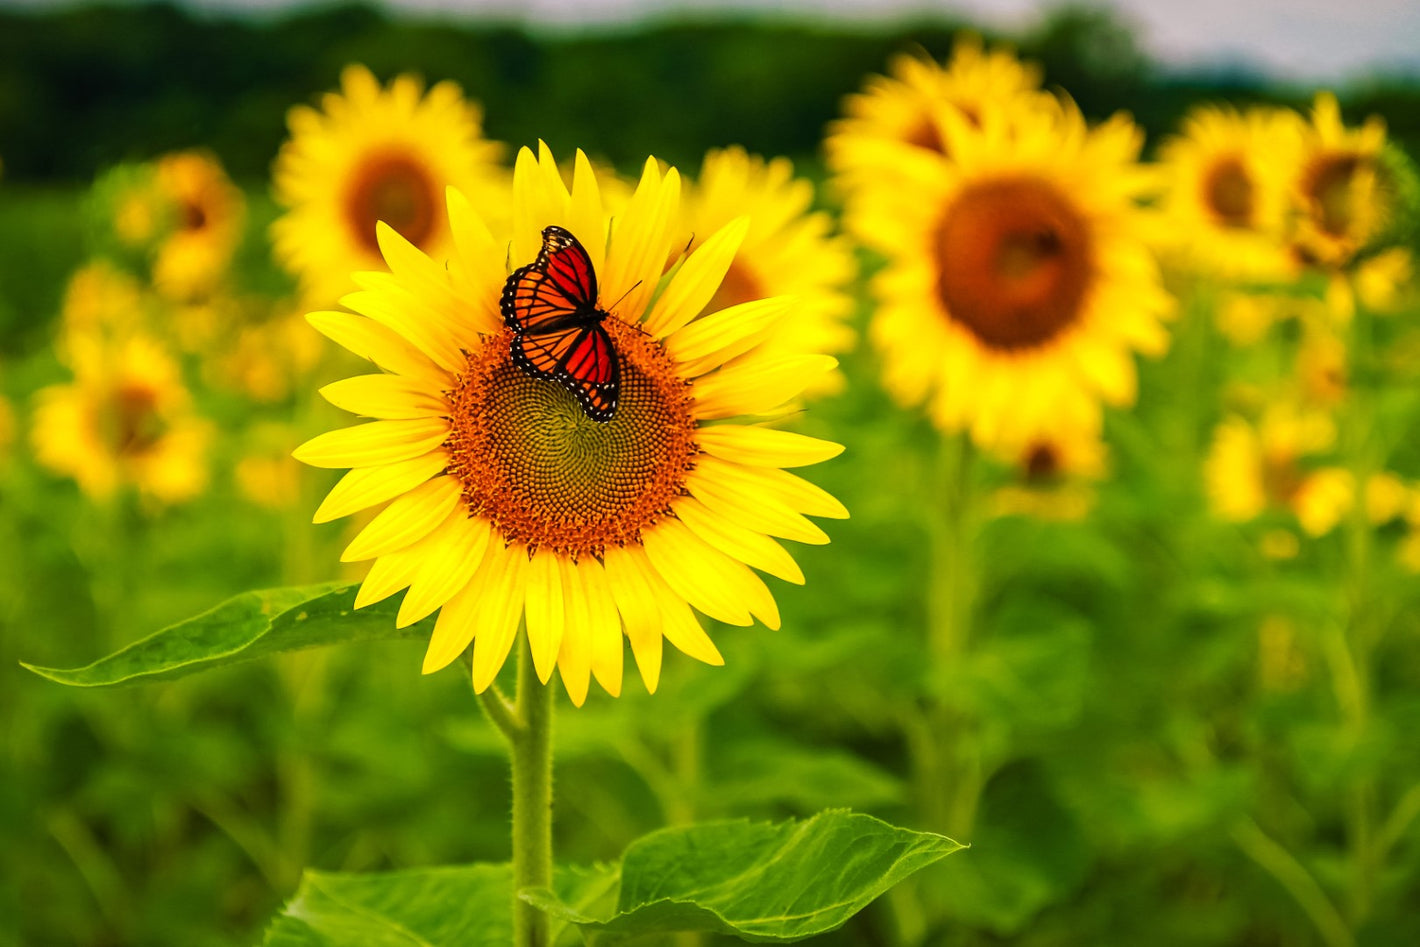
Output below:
[9,0,1420,82]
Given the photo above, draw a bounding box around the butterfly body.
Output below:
[501,226,621,422]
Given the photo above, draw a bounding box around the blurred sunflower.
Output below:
[56,260,149,361]
[1203,405,1344,535]
[32,334,211,504]
[989,396,1106,520]
[1290,93,1395,272]
[828,38,1048,250]
[1156,105,1300,281]
[206,300,326,402]
[152,151,246,301]
[679,147,855,391]
[858,97,1171,448]
[294,144,846,705]
[272,64,506,305]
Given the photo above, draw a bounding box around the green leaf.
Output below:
[23,584,426,687]
[262,863,618,947]
[525,810,963,943]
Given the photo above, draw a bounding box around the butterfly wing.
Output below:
[511,323,621,423]
[501,226,599,334]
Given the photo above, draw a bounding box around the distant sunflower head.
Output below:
[56,260,149,363]
[273,64,507,305]
[1157,105,1301,280]
[152,150,246,301]
[1289,94,1409,271]
[864,97,1172,448]
[679,147,856,392]
[828,37,1049,250]
[1203,404,1338,532]
[989,396,1106,520]
[295,143,846,705]
[32,333,211,504]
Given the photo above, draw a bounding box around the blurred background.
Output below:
[3,1,1420,946]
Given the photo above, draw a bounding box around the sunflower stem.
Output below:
[509,636,554,947]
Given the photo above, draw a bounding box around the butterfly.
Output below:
[500,225,621,423]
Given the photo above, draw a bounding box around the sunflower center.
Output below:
[904,116,948,155]
[1203,155,1255,227]
[106,383,165,456]
[934,177,1093,351]
[444,321,698,558]
[1306,153,1363,237]
[181,200,208,232]
[706,259,763,315]
[1023,442,1061,482]
[345,152,439,254]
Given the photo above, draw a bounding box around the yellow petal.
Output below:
[567,150,607,277]
[695,425,844,469]
[602,545,664,693]
[342,282,463,374]
[294,418,449,469]
[664,297,791,378]
[354,543,424,609]
[643,216,750,338]
[673,497,804,584]
[471,543,531,693]
[624,545,724,667]
[604,159,679,325]
[445,187,506,335]
[397,514,491,628]
[579,557,624,698]
[320,374,447,420]
[685,465,831,545]
[692,355,838,419]
[697,456,848,519]
[641,518,753,626]
[312,452,448,524]
[306,311,446,387]
[557,561,593,707]
[422,575,481,674]
[524,548,566,685]
[340,476,463,562]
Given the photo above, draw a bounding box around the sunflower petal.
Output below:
[685,465,831,545]
[624,546,724,667]
[557,562,593,706]
[341,476,463,562]
[294,418,449,469]
[664,297,791,378]
[579,557,624,697]
[602,545,664,693]
[470,543,531,693]
[692,355,838,419]
[524,548,566,685]
[644,216,750,338]
[320,374,448,420]
[306,311,447,386]
[672,497,805,584]
[641,518,755,626]
[397,514,491,629]
[695,425,844,468]
[312,452,448,524]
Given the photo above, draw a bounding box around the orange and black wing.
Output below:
[501,226,600,334]
[511,323,621,423]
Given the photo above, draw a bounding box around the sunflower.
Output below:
[272,64,507,306]
[855,95,1171,448]
[56,260,149,362]
[151,151,246,302]
[294,144,846,705]
[989,395,1106,520]
[1290,93,1393,271]
[1203,404,1341,534]
[1156,105,1301,281]
[827,37,1049,250]
[678,147,855,390]
[32,333,211,503]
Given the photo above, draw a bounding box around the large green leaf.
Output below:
[22,584,426,687]
[525,810,963,943]
[263,863,618,947]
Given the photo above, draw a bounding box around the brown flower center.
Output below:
[444,321,698,558]
[1203,155,1255,228]
[1304,152,1363,238]
[934,177,1093,351]
[106,383,165,456]
[1023,442,1061,482]
[345,152,440,255]
[181,200,208,232]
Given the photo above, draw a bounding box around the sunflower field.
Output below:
[4,5,1420,947]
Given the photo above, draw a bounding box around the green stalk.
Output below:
[479,636,554,947]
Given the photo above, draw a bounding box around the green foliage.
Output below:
[526,812,962,943]
[22,584,423,687]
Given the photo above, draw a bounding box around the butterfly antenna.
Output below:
[606,280,643,316]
